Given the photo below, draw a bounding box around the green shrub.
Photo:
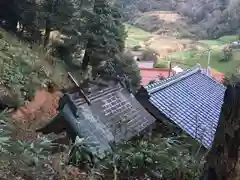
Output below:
[132,45,142,51]
[69,134,204,180]
[100,53,141,93]
[219,46,233,62]
[141,48,158,62]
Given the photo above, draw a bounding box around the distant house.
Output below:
[231,40,240,45]
[37,78,155,153]
[172,66,183,74]
[136,64,226,148]
[229,41,240,49]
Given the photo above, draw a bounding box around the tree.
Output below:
[18,0,37,33]
[0,0,21,32]
[110,53,141,93]
[81,0,127,71]
[237,29,240,40]
[200,75,240,180]
[40,0,68,47]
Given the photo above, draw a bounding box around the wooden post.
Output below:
[43,0,59,47]
[200,77,240,180]
[168,61,172,77]
[67,72,91,105]
[207,48,211,76]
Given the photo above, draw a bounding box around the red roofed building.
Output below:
[140,68,173,86]
[202,67,224,82]
[140,67,224,86]
[209,68,224,82]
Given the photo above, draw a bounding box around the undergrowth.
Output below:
[69,133,205,180]
[0,110,61,179]
[0,28,69,106]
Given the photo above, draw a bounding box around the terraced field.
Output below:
[125,24,240,74]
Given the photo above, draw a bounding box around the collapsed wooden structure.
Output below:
[37,73,155,153]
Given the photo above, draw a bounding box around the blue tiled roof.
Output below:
[145,64,226,148]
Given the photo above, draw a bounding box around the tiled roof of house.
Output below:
[140,68,173,86]
[145,64,226,148]
[60,81,155,153]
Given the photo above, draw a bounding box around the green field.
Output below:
[167,48,240,74]
[125,24,240,74]
[163,38,239,74]
[198,40,225,46]
[218,35,239,43]
[125,24,152,47]
[168,51,197,61]
[185,50,240,73]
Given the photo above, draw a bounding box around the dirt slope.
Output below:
[12,88,62,130]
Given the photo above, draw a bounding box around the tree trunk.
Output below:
[43,0,59,47]
[200,79,240,180]
[81,0,97,70]
[44,19,51,47]
[81,41,92,70]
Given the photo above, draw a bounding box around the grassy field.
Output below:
[167,48,240,74]
[184,50,240,73]
[218,35,239,43]
[125,24,240,74]
[198,40,225,46]
[125,24,152,48]
[185,38,240,73]
[168,51,197,61]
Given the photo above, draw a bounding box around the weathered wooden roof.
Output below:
[60,81,155,152]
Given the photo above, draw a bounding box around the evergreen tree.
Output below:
[0,0,21,32]
[105,53,141,93]
[81,0,127,71]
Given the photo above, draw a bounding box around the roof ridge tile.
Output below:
[146,64,202,94]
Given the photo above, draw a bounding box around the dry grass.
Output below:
[141,11,182,23]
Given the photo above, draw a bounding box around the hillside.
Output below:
[0,28,70,107]
[0,27,204,180]
[117,0,240,39]
[0,28,84,179]
[125,24,240,74]
[120,0,240,74]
